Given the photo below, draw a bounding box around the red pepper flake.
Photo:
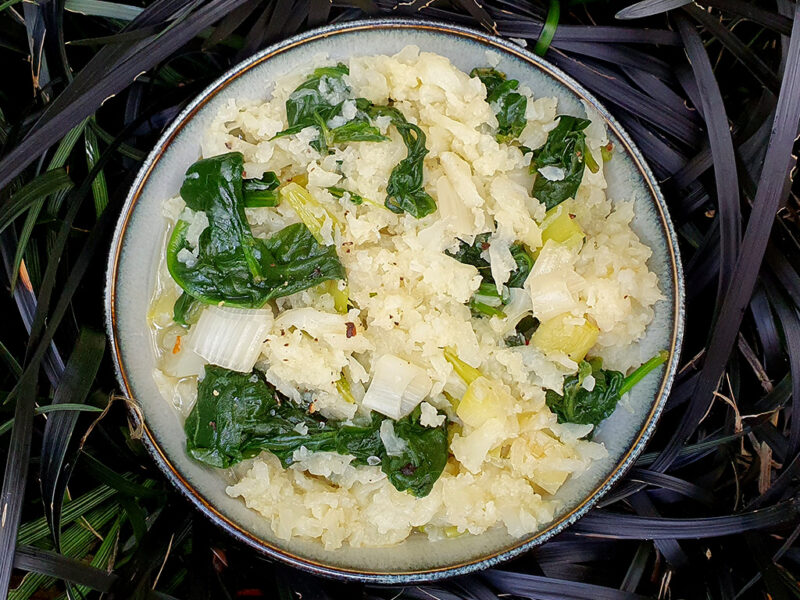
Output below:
[480,242,490,251]
[172,335,182,354]
[236,590,265,598]
[345,322,357,338]
[224,141,232,149]
[569,213,576,219]
[309,403,317,414]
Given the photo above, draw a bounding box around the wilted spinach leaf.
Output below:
[530,115,591,210]
[166,152,345,309]
[545,351,668,426]
[243,171,280,207]
[273,64,387,153]
[382,408,449,497]
[173,291,201,328]
[365,103,436,219]
[446,233,533,317]
[186,365,448,497]
[471,67,528,143]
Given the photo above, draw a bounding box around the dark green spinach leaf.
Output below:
[446,233,533,317]
[243,171,280,207]
[166,152,345,309]
[382,409,449,497]
[545,351,668,426]
[173,292,201,328]
[185,365,449,497]
[365,104,436,218]
[471,67,528,143]
[273,64,386,153]
[530,115,591,210]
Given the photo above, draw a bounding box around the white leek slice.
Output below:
[190,306,273,373]
[161,333,206,378]
[362,354,432,420]
[491,287,533,336]
[435,175,474,237]
[380,419,409,456]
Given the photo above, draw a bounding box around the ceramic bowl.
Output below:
[105,18,685,583]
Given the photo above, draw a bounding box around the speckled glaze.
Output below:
[105,18,685,583]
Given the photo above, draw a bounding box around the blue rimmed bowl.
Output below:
[105,18,685,583]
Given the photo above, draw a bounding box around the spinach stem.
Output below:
[619,350,669,396]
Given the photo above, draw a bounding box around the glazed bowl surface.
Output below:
[105,18,685,583]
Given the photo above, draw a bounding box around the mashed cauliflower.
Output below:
[147,47,662,550]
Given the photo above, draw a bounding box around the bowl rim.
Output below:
[105,16,685,583]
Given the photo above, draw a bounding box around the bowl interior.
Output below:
[106,20,683,582]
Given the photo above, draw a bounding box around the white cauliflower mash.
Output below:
[147,47,663,550]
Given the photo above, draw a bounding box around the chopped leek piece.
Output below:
[531,313,599,362]
[362,354,432,419]
[322,279,349,313]
[280,182,339,244]
[189,305,273,373]
[336,376,356,404]
[443,347,482,385]
[583,146,600,174]
[456,377,510,427]
[539,203,585,249]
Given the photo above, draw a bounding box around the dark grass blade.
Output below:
[482,570,649,600]
[685,4,781,96]
[0,0,255,190]
[547,51,700,145]
[13,545,117,592]
[647,4,800,474]
[109,502,192,598]
[554,42,674,80]
[615,0,691,20]
[80,452,161,498]
[40,328,106,550]
[628,492,688,568]
[573,498,800,538]
[749,285,783,374]
[0,231,65,388]
[451,0,497,34]
[619,543,651,593]
[0,372,38,595]
[625,468,715,505]
[704,0,793,36]
[494,21,681,45]
[0,169,73,234]
[202,0,261,49]
[675,14,741,314]
[764,283,800,456]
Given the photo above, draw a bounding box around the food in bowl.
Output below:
[147,46,666,550]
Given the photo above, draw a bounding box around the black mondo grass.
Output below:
[0,0,798,599]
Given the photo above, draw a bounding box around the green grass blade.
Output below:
[0,340,21,378]
[17,484,116,546]
[9,503,118,600]
[83,119,109,216]
[0,170,74,235]
[64,0,143,20]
